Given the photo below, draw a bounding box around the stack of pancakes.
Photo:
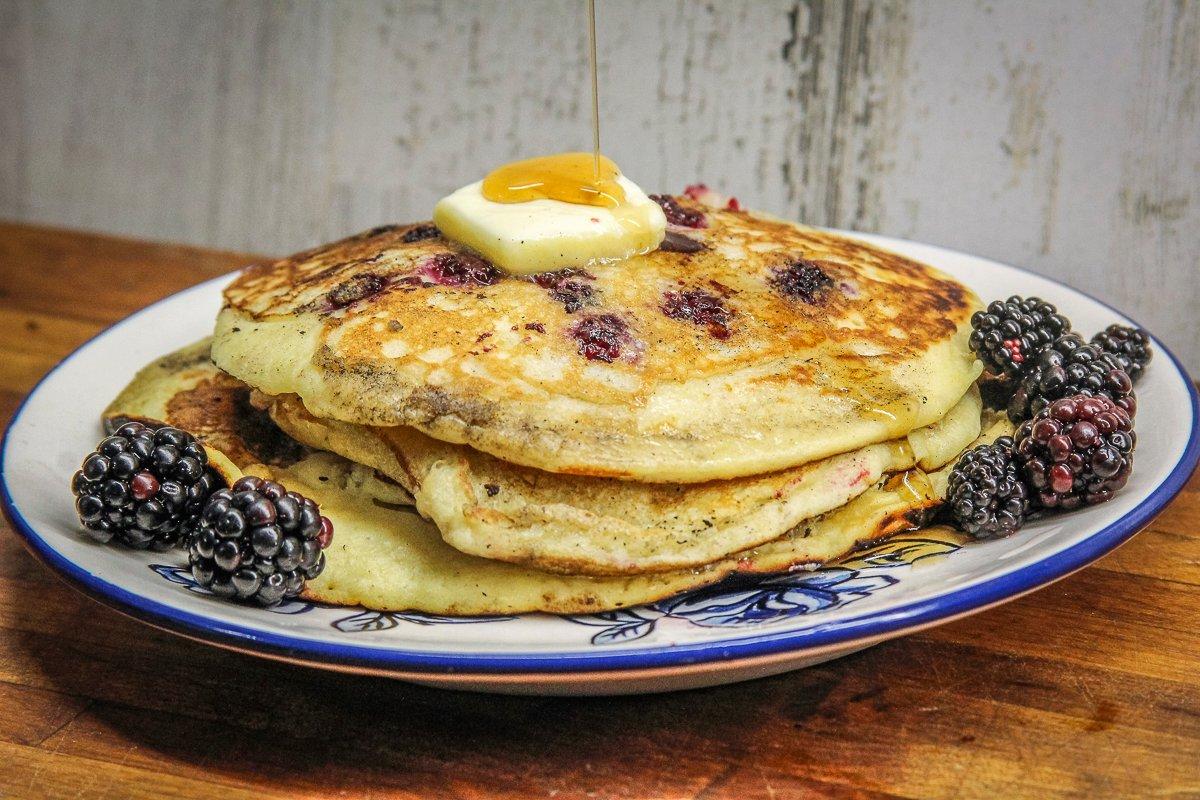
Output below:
[107,196,1002,614]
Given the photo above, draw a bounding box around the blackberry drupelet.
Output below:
[945,437,1030,539]
[1091,324,1152,383]
[968,296,1072,378]
[71,422,222,549]
[1006,334,1135,423]
[1014,394,1135,511]
[188,475,333,606]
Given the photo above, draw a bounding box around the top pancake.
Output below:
[213,197,982,482]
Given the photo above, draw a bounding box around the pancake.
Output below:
[101,342,1003,614]
[104,339,317,475]
[266,385,982,575]
[286,453,944,614]
[212,198,982,483]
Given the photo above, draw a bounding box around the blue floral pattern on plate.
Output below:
[151,532,963,643]
[565,534,963,644]
[150,564,514,630]
[329,610,516,633]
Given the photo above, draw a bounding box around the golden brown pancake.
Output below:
[266,387,982,575]
[212,197,982,483]
[102,341,1004,614]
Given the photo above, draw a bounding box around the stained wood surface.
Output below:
[2,0,1199,374]
[1,222,1199,799]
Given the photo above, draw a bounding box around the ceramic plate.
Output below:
[3,233,1197,695]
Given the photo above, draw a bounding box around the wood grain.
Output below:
[1,223,1199,798]
[1,0,1198,374]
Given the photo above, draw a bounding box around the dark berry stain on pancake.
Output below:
[661,289,732,340]
[548,280,595,313]
[650,194,707,228]
[570,314,630,362]
[416,252,501,287]
[402,224,440,243]
[659,230,706,253]
[772,260,834,304]
[531,268,597,313]
[326,274,387,310]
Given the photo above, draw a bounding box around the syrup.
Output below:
[480,0,618,209]
[587,0,600,177]
[481,152,625,207]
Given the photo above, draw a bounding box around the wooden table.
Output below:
[1,222,1198,800]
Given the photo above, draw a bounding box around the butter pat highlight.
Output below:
[434,156,666,276]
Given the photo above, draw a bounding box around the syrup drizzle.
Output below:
[588,0,600,180]
[478,1,615,209]
[481,153,625,207]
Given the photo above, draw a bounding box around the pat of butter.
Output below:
[433,177,666,276]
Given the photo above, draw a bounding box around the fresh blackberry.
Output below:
[968,296,1071,378]
[188,475,333,606]
[945,437,1030,539]
[71,422,222,550]
[1006,334,1135,423]
[1014,394,1135,510]
[1091,324,1152,383]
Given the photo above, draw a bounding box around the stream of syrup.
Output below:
[587,0,600,179]
[480,1,617,209]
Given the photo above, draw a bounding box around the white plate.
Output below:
[3,232,1197,695]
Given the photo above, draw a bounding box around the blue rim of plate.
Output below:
[3,243,1199,675]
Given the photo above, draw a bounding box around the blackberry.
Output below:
[71,422,222,550]
[188,475,333,606]
[1014,394,1135,510]
[1007,334,1135,423]
[968,296,1071,378]
[945,437,1030,539]
[1091,324,1152,383]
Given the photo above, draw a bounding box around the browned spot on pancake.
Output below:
[553,463,635,480]
[659,230,706,253]
[405,386,497,430]
[401,224,440,243]
[325,273,388,309]
[166,375,307,468]
[842,504,940,557]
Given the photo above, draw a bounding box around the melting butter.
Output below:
[433,153,666,276]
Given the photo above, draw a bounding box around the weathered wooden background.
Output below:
[2,0,1198,370]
